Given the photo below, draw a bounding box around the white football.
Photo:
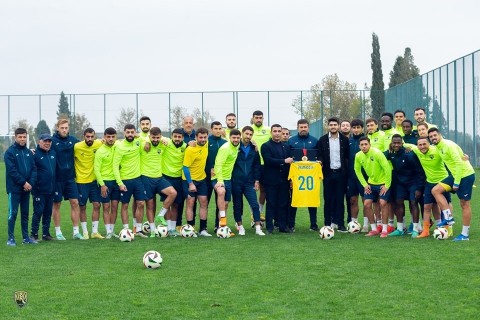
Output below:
[180,224,195,238]
[156,225,169,238]
[216,226,232,238]
[119,228,134,242]
[319,226,335,240]
[142,221,151,234]
[433,227,449,240]
[143,250,163,269]
[347,220,361,234]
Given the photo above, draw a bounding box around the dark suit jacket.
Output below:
[260,139,291,186]
[316,133,349,177]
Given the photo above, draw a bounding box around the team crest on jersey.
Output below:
[262,130,266,134]
[135,141,140,146]
[14,291,28,308]
[370,156,374,161]
[374,138,378,142]
[157,149,161,154]
[429,155,434,159]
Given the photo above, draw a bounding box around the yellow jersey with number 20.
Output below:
[288,161,323,208]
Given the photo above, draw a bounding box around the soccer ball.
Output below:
[216,226,232,238]
[119,228,134,242]
[156,225,169,238]
[347,220,361,234]
[143,250,163,269]
[180,224,195,238]
[319,226,335,240]
[433,227,449,240]
[142,221,151,234]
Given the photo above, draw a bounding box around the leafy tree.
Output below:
[11,119,35,148]
[57,91,72,121]
[388,47,420,87]
[72,113,92,140]
[291,74,363,126]
[370,32,385,119]
[116,107,137,138]
[170,106,187,131]
[192,107,215,129]
[35,120,51,138]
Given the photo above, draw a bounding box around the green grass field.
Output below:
[1,162,479,319]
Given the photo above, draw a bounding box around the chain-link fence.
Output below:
[385,50,480,166]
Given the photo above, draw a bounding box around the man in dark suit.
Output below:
[316,117,350,232]
[261,124,293,234]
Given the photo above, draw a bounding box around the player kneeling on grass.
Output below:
[354,137,392,238]
[384,135,425,237]
[139,127,177,237]
[232,126,265,236]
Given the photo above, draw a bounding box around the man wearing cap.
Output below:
[31,133,56,241]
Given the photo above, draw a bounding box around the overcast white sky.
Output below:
[1,0,479,95]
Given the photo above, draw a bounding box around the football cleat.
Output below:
[452,234,469,241]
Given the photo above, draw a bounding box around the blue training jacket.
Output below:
[51,132,79,182]
[33,145,57,195]
[4,142,37,194]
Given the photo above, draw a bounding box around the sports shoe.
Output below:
[411,231,419,238]
[42,235,55,241]
[407,223,413,234]
[380,232,388,238]
[219,217,227,227]
[155,215,167,226]
[366,230,380,237]
[91,232,105,239]
[56,233,66,241]
[387,225,395,233]
[256,229,265,236]
[7,238,16,246]
[376,225,382,233]
[73,233,85,240]
[199,230,212,237]
[176,226,182,232]
[168,229,180,237]
[337,226,348,233]
[23,237,39,244]
[105,233,113,239]
[452,234,469,241]
[310,226,319,232]
[388,229,404,237]
[415,230,430,238]
[229,232,235,237]
[260,213,266,222]
[437,218,455,227]
[83,232,90,240]
[237,225,246,236]
[31,234,39,241]
[149,232,156,238]
[135,231,148,238]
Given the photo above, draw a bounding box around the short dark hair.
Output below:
[391,134,403,141]
[229,129,241,137]
[271,123,282,130]
[252,110,263,117]
[328,117,340,124]
[297,119,309,126]
[149,127,161,136]
[83,128,95,136]
[124,124,135,131]
[427,127,440,135]
[104,127,117,135]
[139,116,151,123]
[242,126,253,133]
[211,121,222,129]
[225,113,236,118]
[340,120,350,126]
[381,112,394,121]
[417,136,429,143]
[365,118,377,125]
[401,119,413,127]
[172,128,183,135]
[359,136,370,143]
[196,127,209,136]
[414,107,426,113]
[394,109,406,117]
[14,128,27,136]
[351,119,364,128]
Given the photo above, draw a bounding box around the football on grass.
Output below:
[319,226,335,240]
[143,250,163,269]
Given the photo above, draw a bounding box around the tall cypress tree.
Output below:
[370,33,385,119]
[56,91,71,121]
[389,47,420,87]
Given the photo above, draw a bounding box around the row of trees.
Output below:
[292,33,421,124]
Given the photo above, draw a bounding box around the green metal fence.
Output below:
[385,50,480,166]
